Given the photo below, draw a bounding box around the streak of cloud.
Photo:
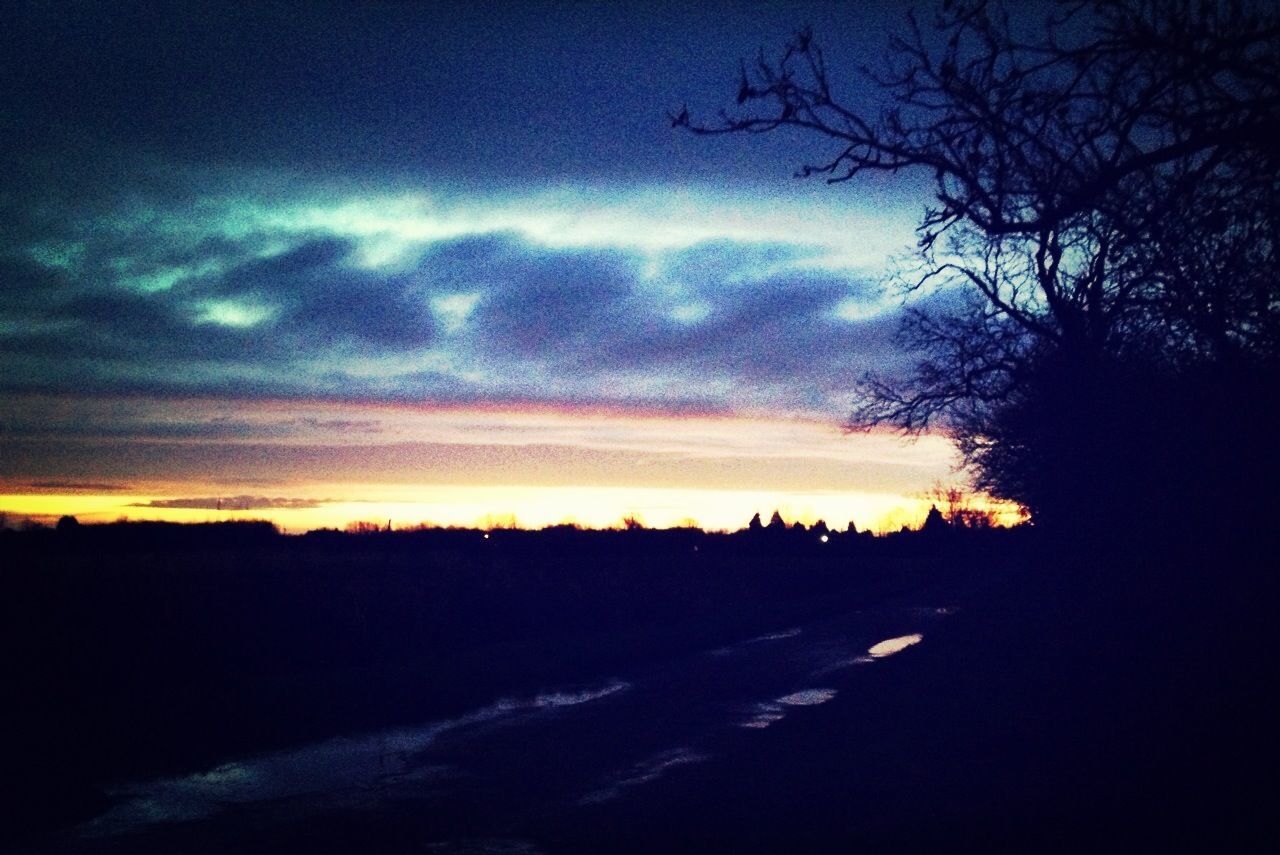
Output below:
[130,496,332,511]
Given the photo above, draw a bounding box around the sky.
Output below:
[0,0,1004,532]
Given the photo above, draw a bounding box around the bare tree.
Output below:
[929,484,998,529]
[678,0,1280,527]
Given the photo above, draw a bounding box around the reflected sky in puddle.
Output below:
[76,612,940,843]
[868,634,924,658]
[709,626,802,656]
[580,747,708,804]
[811,655,875,674]
[810,632,925,675]
[777,688,839,706]
[748,627,803,644]
[739,687,838,729]
[83,679,630,837]
[908,606,957,617]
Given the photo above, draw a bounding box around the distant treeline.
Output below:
[5,499,988,546]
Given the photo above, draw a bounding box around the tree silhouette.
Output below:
[930,485,997,530]
[678,0,1280,530]
[921,504,948,535]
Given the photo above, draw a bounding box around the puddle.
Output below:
[581,747,708,804]
[739,688,838,729]
[867,634,924,659]
[776,688,839,706]
[710,627,802,656]
[84,679,630,836]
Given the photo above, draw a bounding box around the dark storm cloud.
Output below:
[0,220,437,387]
[1,397,387,443]
[426,233,901,390]
[0,0,940,422]
[207,237,439,350]
[458,240,645,362]
[0,188,920,415]
[446,237,909,410]
[658,240,828,288]
[679,290,904,412]
[542,262,879,379]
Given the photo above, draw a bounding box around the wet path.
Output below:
[43,600,953,853]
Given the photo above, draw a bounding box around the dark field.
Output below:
[2,522,1275,852]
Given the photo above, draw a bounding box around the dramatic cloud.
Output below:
[1,185,921,418]
[131,496,331,511]
[0,1,984,530]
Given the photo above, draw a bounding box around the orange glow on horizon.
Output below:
[0,483,1022,535]
[2,395,1024,534]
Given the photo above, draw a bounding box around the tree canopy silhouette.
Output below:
[678,0,1280,531]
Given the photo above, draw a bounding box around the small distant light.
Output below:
[483,533,490,539]
[820,534,829,543]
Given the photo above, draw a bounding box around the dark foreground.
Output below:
[2,522,1276,852]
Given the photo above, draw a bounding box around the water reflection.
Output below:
[580,747,708,804]
[777,688,839,706]
[810,633,926,675]
[868,634,924,659]
[709,627,802,656]
[739,688,838,729]
[84,679,630,837]
[77,612,938,844]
